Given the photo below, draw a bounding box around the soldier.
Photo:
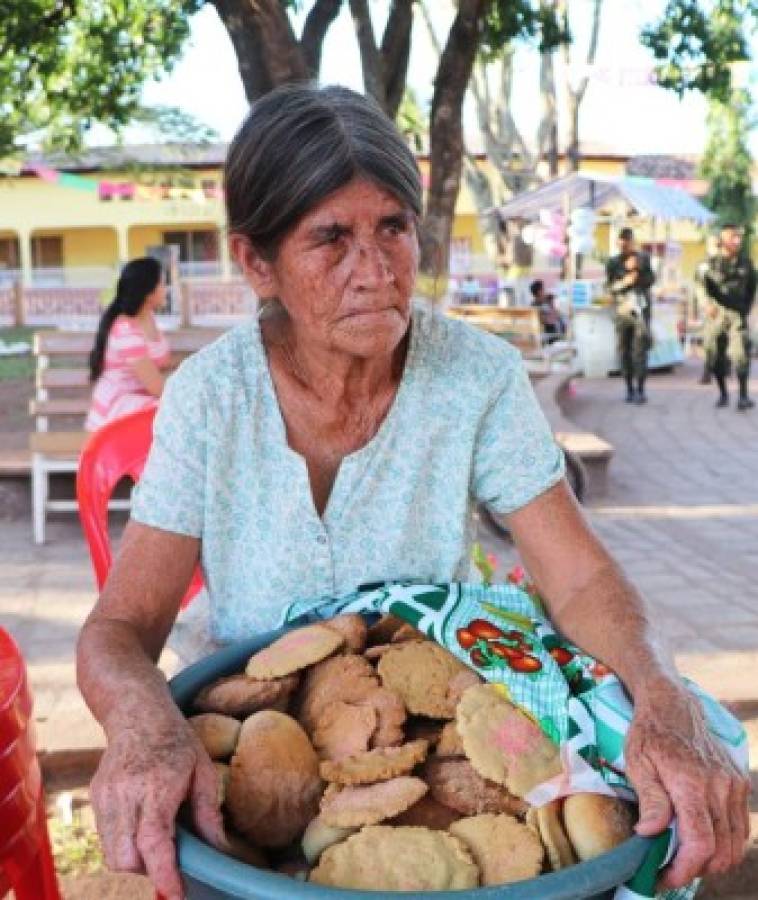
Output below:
[694,234,720,385]
[606,227,656,404]
[703,223,756,410]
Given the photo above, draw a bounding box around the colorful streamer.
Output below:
[24,163,222,203]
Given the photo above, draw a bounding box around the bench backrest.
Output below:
[445,305,543,355]
[31,328,223,432]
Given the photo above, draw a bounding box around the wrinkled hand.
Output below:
[90,710,227,900]
[625,680,751,889]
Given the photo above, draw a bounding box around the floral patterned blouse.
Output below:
[131,302,565,645]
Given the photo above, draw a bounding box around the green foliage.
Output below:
[396,88,427,152]
[641,0,757,101]
[699,92,756,234]
[0,0,204,157]
[130,104,220,144]
[480,0,569,60]
[0,328,36,382]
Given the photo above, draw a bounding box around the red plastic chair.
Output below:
[0,627,61,898]
[76,405,203,606]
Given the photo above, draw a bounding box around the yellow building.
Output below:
[0,145,230,286]
[0,144,753,291]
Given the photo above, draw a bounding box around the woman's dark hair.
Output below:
[89,256,163,383]
[224,83,422,260]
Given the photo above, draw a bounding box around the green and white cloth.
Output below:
[282,579,748,900]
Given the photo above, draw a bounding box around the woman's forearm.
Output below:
[77,617,183,738]
[545,560,678,700]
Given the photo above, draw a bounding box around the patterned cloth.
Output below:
[85,315,170,431]
[131,302,565,649]
[282,580,749,900]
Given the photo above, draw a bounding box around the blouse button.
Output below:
[316,534,328,545]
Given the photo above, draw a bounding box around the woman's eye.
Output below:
[383,219,407,237]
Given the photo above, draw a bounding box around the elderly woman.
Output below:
[77,85,748,900]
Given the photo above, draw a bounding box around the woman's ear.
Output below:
[228,234,279,299]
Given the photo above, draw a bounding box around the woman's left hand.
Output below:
[625,678,751,889]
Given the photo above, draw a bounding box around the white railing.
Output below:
[29,266,116,288]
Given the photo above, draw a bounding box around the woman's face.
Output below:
[241,178,419,358]
[145,278,167,312]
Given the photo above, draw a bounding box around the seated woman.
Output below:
[530,278,566,342]
[85,257,170,431]
[77,85,748,899]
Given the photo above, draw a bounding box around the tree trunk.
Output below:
[565,89,580,171]
[418,0,488,288]
[538,49,559,175]
[349,0,414,118]
[211,0,338,102]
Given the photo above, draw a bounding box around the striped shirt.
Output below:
[85,316,170,431]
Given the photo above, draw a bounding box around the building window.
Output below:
[163,229,219,263]
[31,235,63,269]
[0,237,20,271]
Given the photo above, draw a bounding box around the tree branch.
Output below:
[349,0,384,106]
[211,0,275,100]
[301,0,343,77]
[576,0,603,105]
[380,0,414,118]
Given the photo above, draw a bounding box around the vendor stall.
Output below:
[497,173,716,375]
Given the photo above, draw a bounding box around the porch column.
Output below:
[17,228,33,287]
[115,224,129,265]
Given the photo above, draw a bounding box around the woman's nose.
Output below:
[351,241,392,288]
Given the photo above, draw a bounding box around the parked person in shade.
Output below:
[85,257,170,430]
[703,223,756,411]
[76,85,748,900]
[606,228,655,404]
[530,278,566,343]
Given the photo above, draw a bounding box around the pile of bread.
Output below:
[187,614,635,891]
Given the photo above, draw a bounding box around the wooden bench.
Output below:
[30,328,222,544]
[445,304,575,375]
[532,367,614,501]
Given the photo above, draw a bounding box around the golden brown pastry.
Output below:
[226,711,322,847]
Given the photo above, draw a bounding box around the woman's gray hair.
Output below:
[224,83,422,259]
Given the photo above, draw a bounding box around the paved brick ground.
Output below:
[564,359,758,659]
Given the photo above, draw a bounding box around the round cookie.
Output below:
[562,793,635,861]
[456,684,562,797]
[193,673,299,717]
[450,813,544,885]
[320,776,428,827]
[422,756,528,817]
[319,739,429,785]
[323,614,368,653]
[310,825,479,891]
[226,710,322,847]
[527,801,577,871]
[377,641,472,718]
[246,623,344,679]
[188,713,241,760]
[312,700,377,762]
[297,654,379,734]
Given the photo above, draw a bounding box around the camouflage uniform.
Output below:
[703,252,756,382]
[606,251,656,399]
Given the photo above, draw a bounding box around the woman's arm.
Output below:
[130,356,166,397]
[77,521,225,899]
[501,481,750,888]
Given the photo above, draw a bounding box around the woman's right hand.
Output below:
[90,709,226,900]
